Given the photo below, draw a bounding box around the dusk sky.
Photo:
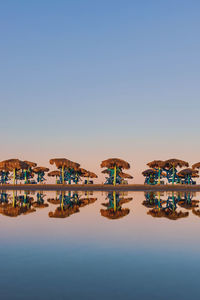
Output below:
[1,0,200,182]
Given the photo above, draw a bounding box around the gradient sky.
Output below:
[1,0,200,182]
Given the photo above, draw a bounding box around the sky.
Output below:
[0,0,200,183]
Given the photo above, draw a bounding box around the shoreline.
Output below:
[1,184,200,192]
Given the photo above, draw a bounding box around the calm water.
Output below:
[0,190,200,300]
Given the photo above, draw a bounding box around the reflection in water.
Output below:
[48,191,97,218]
[144,192,189,220]
[100,191,132,219]
[2,190,200,221]
[143,192,165,208]
[48,192,79,218]
[192,208,200,216]
[0,191,36,217]
[47,190,60,205]
[178,193,199,209]
[32,192,49,208]
[0,191,9,205]
[2,190,200,300]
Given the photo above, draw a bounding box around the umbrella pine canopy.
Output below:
[192,162,200,169]
[163,159,189,169]
[24,161,37,168]
[147,160,165,169]
[77,168,88,176]
[192,174,199,178]
[142,169,157,185]
[78,169,98,179]
[0,166,11,172]
[50,158,80,184]
[101,169,110,174]
[48,171,60,186]
[177,168,199,177]
[118,172,133,179]
[101,158,131,185]
[50,158,80,169]
[48,171,60,177]
[162,159,189,184]
[0,159,29,170]
[101,158,130,169]
[50,158,69,168]
[87,171,98,179]
[33,167,49,173]
[177,168,199,185]
[0,160,12,170]
[0,159,30,184]
[142,169,156,176]
[33,167,49,184]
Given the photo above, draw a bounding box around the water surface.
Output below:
[0,190,200,300]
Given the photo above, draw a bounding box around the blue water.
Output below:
[0,191,200,300]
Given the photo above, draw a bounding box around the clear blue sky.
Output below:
[0,0,200,181]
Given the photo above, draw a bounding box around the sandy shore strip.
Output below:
[1,184,200,192]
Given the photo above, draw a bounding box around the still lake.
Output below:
[0,190,200,300]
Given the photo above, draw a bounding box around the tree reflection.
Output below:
[0,191,36,217]
[143,192,165,208]
[100,191,132,220]
[177,192,199,209]
[48,191,97,218]
[32,192,49,208]
[145,192,189,220]
[47,191,60,205]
